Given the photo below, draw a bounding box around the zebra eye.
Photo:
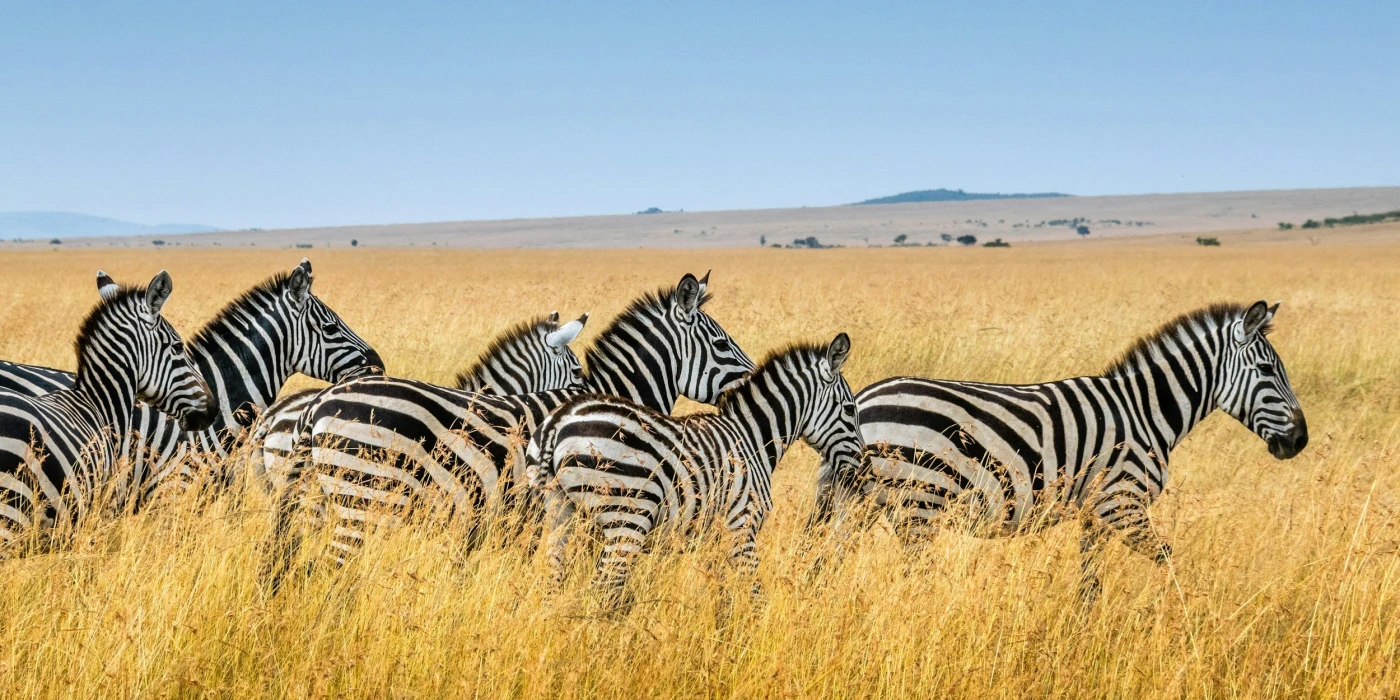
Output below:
[1256,363,1276,378]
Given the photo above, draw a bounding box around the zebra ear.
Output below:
[287,265,313,305]
[673,273,701,320]
[546,314,587,348]
[548,310,559,324]
[298,258,313,277]
[826,333,852,375]
[96,270,120,300]
[698,270,711,297]
[1241,300,1270,339]
[144,270,173,317]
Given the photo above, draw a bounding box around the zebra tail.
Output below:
[524,413,561,492]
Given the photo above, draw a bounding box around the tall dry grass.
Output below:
[0,242,1397,697]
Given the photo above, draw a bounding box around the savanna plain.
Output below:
[0,234,1397,697]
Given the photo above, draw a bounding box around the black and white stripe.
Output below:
[0,271,216,548]
[823,301,1307,600]
[0,260,383,506]
[528,334,859,596]
[251,311,588,488]
[262,273,755,585]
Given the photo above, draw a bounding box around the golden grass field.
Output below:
[0,233,1397,697]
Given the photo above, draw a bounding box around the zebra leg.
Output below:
[260,486,305,595]
[542,488,577,587]
[1113,505,1172,565]
[592,515,648,610]
[808,480,879,579]
[1078,521,1110,609]
[728,518,763,598]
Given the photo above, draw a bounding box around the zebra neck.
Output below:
[190,318,295,432]
[1106,333,1220,455]
[718,373,802,471]
[581,328,679,412]
[73,353,137,441]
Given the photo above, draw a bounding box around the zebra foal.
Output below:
[821,301,1308,602]
[0,271,216,549]
[528,333,861,598]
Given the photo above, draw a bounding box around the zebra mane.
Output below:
[716,342,826,412]
[582,282,713,369]
[1105,302,1270,377]
[74,285,146,376]
[453,314,560,387]
[188,269,296,350]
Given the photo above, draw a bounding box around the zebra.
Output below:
[0,271,216,549]
[251,311,589,488]
[527,333,860,599]
[262,272,755,586]
[0,260,384,507]
[818,300,1308,602]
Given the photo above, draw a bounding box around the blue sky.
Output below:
[1,1,1396,230]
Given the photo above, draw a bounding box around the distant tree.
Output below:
[637,207,664,215]
[940,233,953,243]
[760,235,766,246]
[49,238,61,245]
[1076,225,1090,236]
[1196,236,1221,247]
[351,239,359,247]
[893,234,908,244]
[1277,222,1294,230]
[983,238,1010,248]
[956,234,977,246]
[1301,219,1321,229]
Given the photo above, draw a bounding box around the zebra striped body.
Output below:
[263,273,754,582]
[826,302,1307,599]
[0,260,383,506]
[251,312,588,488]
[0,272,216,547]
[529,335,859,595]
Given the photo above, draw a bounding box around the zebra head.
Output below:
[801,333,864,479]
[86,271,217,431]
[1217,300,1307,460]
[670,271,756,403]
[455,311,589,393]
[283,259,385,381]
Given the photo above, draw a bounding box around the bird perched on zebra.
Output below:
[251,310,589,488]
[0,271,216,551]
[261,272,755,588]
[818,301,1307,603]
[0,260,383,508]
[527,333,860,600]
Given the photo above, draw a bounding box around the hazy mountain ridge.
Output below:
[0,211,221,239]
[855,188,1070,205]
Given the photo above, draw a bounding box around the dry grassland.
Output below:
[0,238,1397,697]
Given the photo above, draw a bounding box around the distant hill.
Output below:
[854,188,1071,205]
[0,211,222,239]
